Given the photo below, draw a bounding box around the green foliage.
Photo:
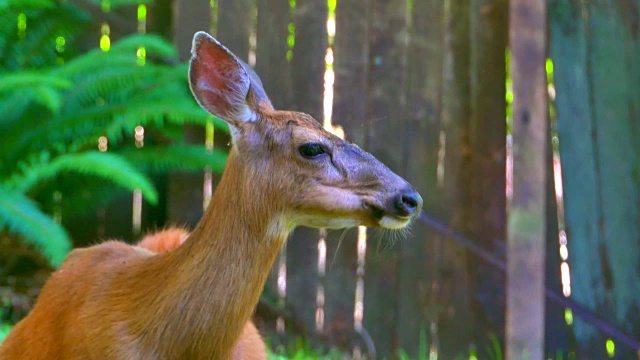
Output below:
[0,1,91,69]
[0,189,71,267]
[85,0,153,9]
[0,322,12,345]
[397,326,429,360]
[0,0,229,267]
[119,145,228,174]
[268,338,344,360]
[487,334,503,360]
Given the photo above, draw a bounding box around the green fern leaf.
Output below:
[84,0,153,11]
[118,145,228,174]
[0,186,71,267]
[0,0,55,11]
[0,72,72,93]
[110,34,177,59]
[32,85,65,113]
[1,4,91,70]
[105,99,222,144]
[0,72,69,114]
[55,53,141,79]
[4,151,158,204]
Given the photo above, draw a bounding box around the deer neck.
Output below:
[130,149,292,358]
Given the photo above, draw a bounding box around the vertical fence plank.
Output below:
[333,0,369,146]
[147,0,172,38]
[254,0,292,347]
[256,0,291,109]
[551,1,640,357]
[549,1,601,356]
[322,233,358,350]
[469,0,507,346]
[438,0,475,355]
[172,0,211,60]
[507,0,547,357]
[544,109,570,355]
[291,0,327,119]
[324,0,369,351]
[362,0,408,357]
[217,0,252,59]
[285,0,328,344]
[395,0,444,356]
[166,0,212,228]
[580,3,640,358]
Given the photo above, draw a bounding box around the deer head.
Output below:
[189,32,422,232]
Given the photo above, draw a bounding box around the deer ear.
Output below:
[189,32,272,126]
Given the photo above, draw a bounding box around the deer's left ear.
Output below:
[189,31,272,126]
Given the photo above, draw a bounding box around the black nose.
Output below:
[393,189,423,217]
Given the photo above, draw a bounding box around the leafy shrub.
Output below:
[0,0,228,267]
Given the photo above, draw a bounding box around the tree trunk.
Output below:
[507,0,547,358]
[549,1,640,358]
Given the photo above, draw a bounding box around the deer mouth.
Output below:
[378,214,413,229]
[366,203,413,230]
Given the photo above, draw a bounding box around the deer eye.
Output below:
[299,143,326,158]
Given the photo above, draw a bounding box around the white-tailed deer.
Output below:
[0,32,422,359]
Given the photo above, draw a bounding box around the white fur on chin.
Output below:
[378,215,410,230]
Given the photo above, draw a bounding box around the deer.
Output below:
[0,31,422,359]
[137,228,267,360]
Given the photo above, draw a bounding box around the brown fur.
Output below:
[0,32,420,360]
[137,228,267,360]
[1,152,282,359]
[137,228,189,253]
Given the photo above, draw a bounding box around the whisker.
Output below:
[329,228,350,271]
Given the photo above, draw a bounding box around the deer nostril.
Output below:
[402,194,418,210]
[393,190,422,217]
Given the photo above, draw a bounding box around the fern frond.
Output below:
[0,0,55,11]
[0,71,71,93]
[61,65,169,110]
[0,72,70,116]
[84,0,153,10]
[4,151,159,204]
[31,85,65,113]
[0,93,50,131]
[10,94,210,155]
[55,53,141,79]
[118,145,228,174]
[104,99,222,144]
[0,3,91,70]
[53,34,177,75]
[0,186,71,267]
[110,33,177,59]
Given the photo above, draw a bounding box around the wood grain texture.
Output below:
[550,0,640,357]
[507,0,547,358]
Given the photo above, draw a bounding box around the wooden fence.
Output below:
[59,0,640,358]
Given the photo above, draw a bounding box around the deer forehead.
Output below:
[290,126,331,145]
[244,110,333,146]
